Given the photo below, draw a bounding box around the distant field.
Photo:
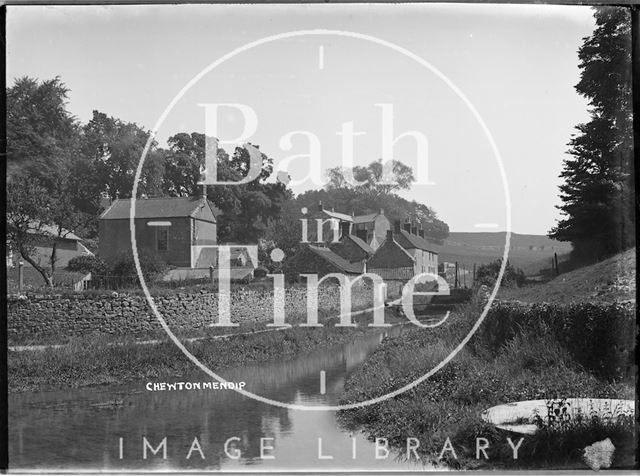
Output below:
[429,231,572,275]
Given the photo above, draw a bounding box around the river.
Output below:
[9,324,438,471]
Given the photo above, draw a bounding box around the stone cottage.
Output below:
[367,220,439,279]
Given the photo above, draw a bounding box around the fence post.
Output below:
[454,261,459,289]
[18,260,24,291]
[554,252,559,277]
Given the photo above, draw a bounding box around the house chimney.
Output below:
[379,208,384,215]
[340,221,350,238]
[394,220,401,233]
[318,200,324,212]
[386,229,394,241]
[404,222,411,232]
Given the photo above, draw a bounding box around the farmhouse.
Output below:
[366,229,416,280]
[391,221,439,275]
[368,221,437,277]
[99,196,220,268]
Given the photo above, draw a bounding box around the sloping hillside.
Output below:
[429,232,572,274]
[498,248,636,304]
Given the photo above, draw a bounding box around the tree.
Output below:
[7,177,56,287]
[82,110,166,202]
[475,259,525,288]
[6,76,79,184]
[222,144,292,243]
[550,7,635,261]
[6,78,109,243]
[6,77,95,285]
[162,131,292,243]
[47,185,94,275]
[325,159,415,196]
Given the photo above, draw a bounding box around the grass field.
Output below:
[498,248,635,304]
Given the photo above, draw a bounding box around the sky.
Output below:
[6,4,597,234]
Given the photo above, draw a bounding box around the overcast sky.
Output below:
[7,4,597,235]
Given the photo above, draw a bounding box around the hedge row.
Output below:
[474,300,636,381]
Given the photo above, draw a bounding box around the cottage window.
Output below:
[157,228,169,251]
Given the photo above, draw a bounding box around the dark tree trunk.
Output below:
[19,247,53,288]
[49,241,58,283]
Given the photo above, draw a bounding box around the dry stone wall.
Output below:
[8,283,375,337]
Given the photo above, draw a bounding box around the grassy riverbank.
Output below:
[338,274,636,469]
[9,308,403,393]
[8,318,271,347]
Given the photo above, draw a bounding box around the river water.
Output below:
[9,325,436,471]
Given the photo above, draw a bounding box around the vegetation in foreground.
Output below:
[337,291,636,470]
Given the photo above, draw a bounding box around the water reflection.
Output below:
[10,325,431,471]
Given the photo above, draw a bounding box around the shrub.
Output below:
[107,249,168,282]
[517,410,636,468]
[254,266,269,278]
[476,259,525,288]
[474,301,635,381]
[81,237,99,254]
[66,255,107,275]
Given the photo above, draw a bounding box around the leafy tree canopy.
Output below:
[7,76,79,184]
[325,158,414,196]
[550,7,635,262]
[163,131,292,243]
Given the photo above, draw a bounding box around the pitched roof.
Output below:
[395,229,438,253]
[367,237,415,269]
[34,223,83,241]
[100,197,221,220]
[330,234,373,262]
[308,245,364,274]
[321,209,354,222]
[353,212,380,224]
[343,234,374,254]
